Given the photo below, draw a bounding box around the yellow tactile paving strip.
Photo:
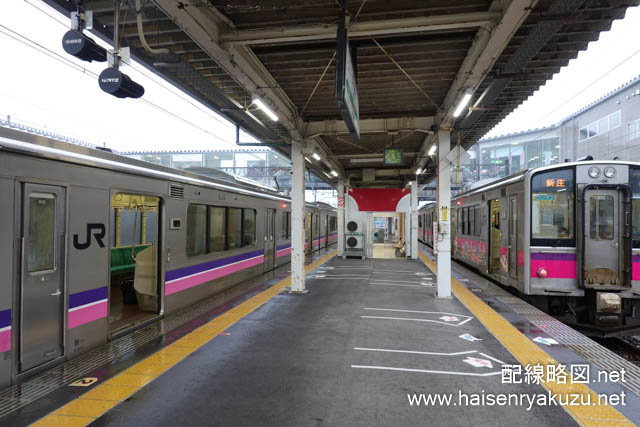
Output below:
[420,251,633,426]
[31,251,336,427]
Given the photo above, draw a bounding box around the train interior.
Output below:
[109,193,160,334]
[489,199,501,273]
[371,212,405,259]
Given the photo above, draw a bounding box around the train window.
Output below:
[589,196,614,240]
[243,209,256,246]
[461,208,467,235]
[209,207,226,252]
[531,168,575,246]
[474,206,482,237]
[228,208,242,249]
[281,211,288,239]
[468,206,475,236]
[28,194,56,272]
[418,215,423,228]
[187,204,207,256]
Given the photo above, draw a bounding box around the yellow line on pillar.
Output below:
[419,250,633,426]
[32,250,336,427]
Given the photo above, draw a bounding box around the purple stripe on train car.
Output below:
[68,286,108,309]
[0,309,11,353]
[530,252,576,261]
[165,250,265,296]
[68,287,108,329]
[166,249,264,282]
[276,243,291,250]
[632,254,640,280]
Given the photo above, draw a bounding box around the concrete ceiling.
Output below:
[43,0,640,187]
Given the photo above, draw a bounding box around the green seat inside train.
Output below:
[110,245,151,274]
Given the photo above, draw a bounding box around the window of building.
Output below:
[209,207,226,252]
[628,119,640,141]
[579,111,621,142]
[530,168,575,246]
[187,204,207,256]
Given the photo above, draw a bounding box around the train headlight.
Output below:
[537,267,548,278]
[603,167,616,178]
[588,166,600,178]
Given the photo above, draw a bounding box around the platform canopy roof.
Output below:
[44,0,639,187]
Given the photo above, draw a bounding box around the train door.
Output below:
[508,196,518,279]
[489,199,501,273]
[324,215,329,248]
[264,209,276,271]
[584,189,623,284]
[20,184,65,371]
[306,211,312,253]
[109,193,160,334]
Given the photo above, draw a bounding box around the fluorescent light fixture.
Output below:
[415,168,422,175]
[453,90,473,118]
[351,158,383,164]
[252,98,278,121]
[305,157,311,162]
[330,170,338,177]
[312,152,321,161]
[428,144,436,156]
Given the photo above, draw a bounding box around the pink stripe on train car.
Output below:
[0,328,11,353]
[632,255,640,280]
[68,301,108,329]
[530,252,577,279]
[165,255,264,296]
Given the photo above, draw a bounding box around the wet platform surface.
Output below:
[92,258,570,426]
[6,249,640,426]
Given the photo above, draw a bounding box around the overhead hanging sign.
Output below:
[335,12,360,141]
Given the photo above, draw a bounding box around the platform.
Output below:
[2,248,639,426]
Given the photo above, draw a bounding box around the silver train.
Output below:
[0,127,336,387]
[419,161,640,337]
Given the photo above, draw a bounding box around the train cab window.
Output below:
[531,168,575,246]
[589,195,614,240]
[187,204,207,256]
[209,207,226,252]
[228,208,242,249]
[243,209,256,246]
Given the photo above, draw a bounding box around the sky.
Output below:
[485,5,640,138]
[1,1,640,150]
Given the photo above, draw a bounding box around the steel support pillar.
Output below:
[436,130,452,298]
[290,140,307,293]
[337,180,345,257]
[410,180,418,259]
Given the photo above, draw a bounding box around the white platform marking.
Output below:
[364,308,473,319]
[459,334,482,342]
[532,337,559,346]
[463,357,493,368]
[354,347,477,356]
[351,365,501,377]
[479,353,507,365]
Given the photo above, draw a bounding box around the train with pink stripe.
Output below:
[419,161,640,337]
[0,128,336,387]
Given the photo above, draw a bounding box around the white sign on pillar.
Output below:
[436,130,452,298]
[290,141,307,293]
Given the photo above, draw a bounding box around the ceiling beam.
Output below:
[304,116,435,137]
[220,12,501,45]
[153,0,301,133]
[414,0,536,173]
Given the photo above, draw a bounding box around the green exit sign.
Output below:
[384,148,403,165]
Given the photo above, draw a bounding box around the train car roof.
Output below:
[0,127,334,210]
